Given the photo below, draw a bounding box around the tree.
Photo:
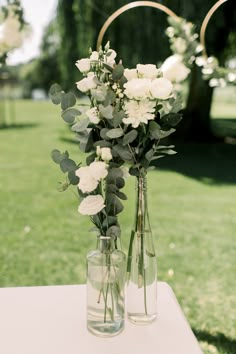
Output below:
[55,0,236,140]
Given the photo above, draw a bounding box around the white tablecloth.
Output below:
[0,282,203,354]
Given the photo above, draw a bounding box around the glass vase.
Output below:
[126,174,157,324]
[87,236,126,337]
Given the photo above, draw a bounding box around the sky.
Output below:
[7,0,58,65]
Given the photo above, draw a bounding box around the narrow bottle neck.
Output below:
[97,236,115,253]
[135,174,148,212]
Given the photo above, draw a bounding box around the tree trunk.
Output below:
[174,65,216,142]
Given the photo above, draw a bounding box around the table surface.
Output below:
[0,282,203,354]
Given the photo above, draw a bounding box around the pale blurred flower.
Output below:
[162,55,190,82]
[78,195,105,215]
[168,269,174,277]
[75,58,91,73]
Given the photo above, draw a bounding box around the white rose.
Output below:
[150,77,173,100]
[76,167,98,193]
[96,146,112,162]
[85,107,100,124]
[78,195,105,215]
[75,58,90,73]
[124,68,138,81]
[90,51,99,61]
[105,49,117,66]
[123,99,155,128]
[89,161,108,180]
[124,78,151,100]
[161,55,190,82]
[76,73,97,93]
[137,64,159,79]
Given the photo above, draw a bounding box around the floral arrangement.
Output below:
[0,0,30,65]
[50,42,182,241]
[165,15,236,87]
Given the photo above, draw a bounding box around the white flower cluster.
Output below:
[122,64,173,128]
[76,53,177,129]
[75,147,113,216]
[0,2,29,61]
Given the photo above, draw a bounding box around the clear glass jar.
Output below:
[87,236,126,336]
[127,174,157,324]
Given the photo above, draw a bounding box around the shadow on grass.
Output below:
[156,142,236,185]
[211,118,236,138]
[193,329,236,354]
[0,123,39,130]
[60,136,78,144]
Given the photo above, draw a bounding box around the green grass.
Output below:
[0,98,236,354]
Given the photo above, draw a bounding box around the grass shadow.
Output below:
[156,142,236,185]
[0,123,39,130]
[193,329,236,354]
[211,118,236,138]
[60,136,78,144]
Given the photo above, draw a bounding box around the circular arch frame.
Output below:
[96,1,178,50]
[200,0,229,57]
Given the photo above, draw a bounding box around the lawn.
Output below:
[0,95,236,354]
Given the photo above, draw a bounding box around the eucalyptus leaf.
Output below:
[112,64,124,81]
[51,149,69,164]
[113,145,133,162]
[100,128,110,140]
[99,104,113,119]
[61,108,81,124]
[107,167,123,180]
[72,118,89,132]
[156,145,175,150]
[104,90,116,106]
[106,225,121,238]
[106,193,124,216]
[119,75,128,88]
[103,63,114,72]
[60,158,77,173]
[91,85,107,102]
[129,167,140,176]
[68,170,79,185]
[160,128,176,138]
[116,191,127,200]
[86,152,96,165]
[107,184,118,193]
[106,128,124,139]
[93,140,112,148]
[149,121,162,139]
[122,130,138,145]
[49,83,62,105]
[61,92,76,111]
[113,109,125,128]
[161,113,182,127]
[145,148,155,161]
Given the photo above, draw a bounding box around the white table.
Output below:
[0,282,202,354]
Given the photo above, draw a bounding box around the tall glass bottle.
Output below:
[126,174,157,324]
[87,236,126,336]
